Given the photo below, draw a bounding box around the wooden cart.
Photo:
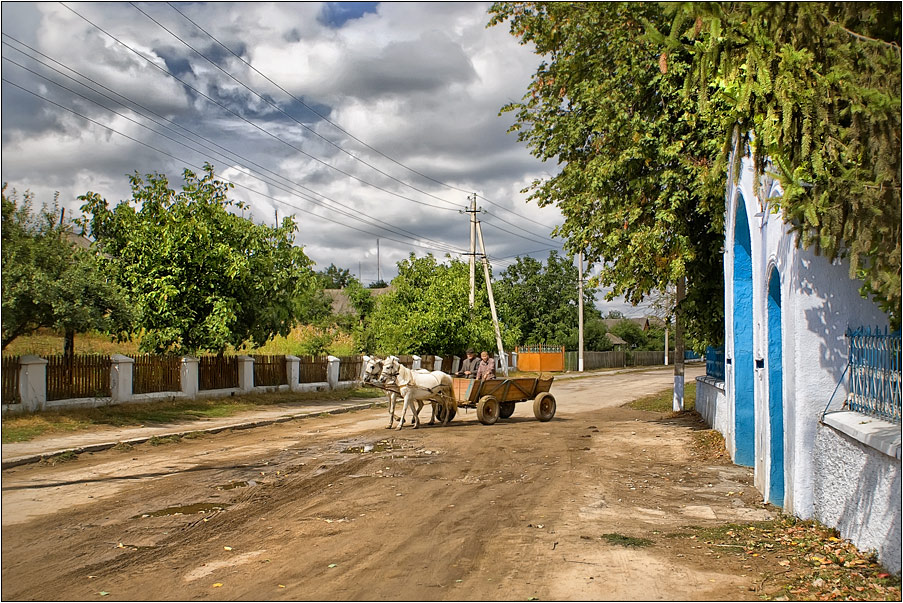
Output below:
[441,376,556,425]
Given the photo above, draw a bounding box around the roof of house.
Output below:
[605,332,628,346]
[324,287,391,315]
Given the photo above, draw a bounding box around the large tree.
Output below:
[367,254,517,356]
[489,2,727,348]
[494,250,599,348]
[1,186,133,352]
[656,3,901,326]
[79,164,321,355]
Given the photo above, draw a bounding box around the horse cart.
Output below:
[441,376,556,425]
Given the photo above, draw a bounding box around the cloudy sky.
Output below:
[1,1,653,316]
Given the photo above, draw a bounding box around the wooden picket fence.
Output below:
[46,354,111,401]
[2,355,21,403]
[131,354,181,394]
[198,355,239,391]
[337,355,363,382]
[298,355,329,383]
[253,355,287,387]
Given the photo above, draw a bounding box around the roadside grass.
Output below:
[1,387,384,444]
[628,381,697,413]
[673,517,901,601]
[601,533,654,548]
[3,325,357,357]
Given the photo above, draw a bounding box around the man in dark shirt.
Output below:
[457,348,479,378]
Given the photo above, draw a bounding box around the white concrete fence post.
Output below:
[326,356,340,389]
[434,356,443,371]
[181,356,199,399]
[285,355,300,392]
[237,356,254,392]
[18,355,48,412]
[361,355,371,380]
[110,354,134,404]
[451,356,461,374]
[412,355,421,370]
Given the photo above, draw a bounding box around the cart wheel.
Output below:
[533,392,556,422]
[477,395,499,425]
[499,401,516,419]
[436,404,457,423]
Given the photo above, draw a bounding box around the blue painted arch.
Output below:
[733,194,755,466]
[767,266,785,506]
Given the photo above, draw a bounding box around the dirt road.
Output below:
[2,366,780,601]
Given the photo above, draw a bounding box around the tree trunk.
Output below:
[673,277,686,412]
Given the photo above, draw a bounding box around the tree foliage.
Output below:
[317,263,354,289]
[367,254,517,355]
[1,186,133,350]
[656,2,902,326]
[494,250,599,347]
[489,2,727,347]
[79,164,320,355]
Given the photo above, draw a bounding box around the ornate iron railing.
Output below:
[845,327,901,423]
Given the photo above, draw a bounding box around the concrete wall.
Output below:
[723,150,899,573]
[695,376,729,437]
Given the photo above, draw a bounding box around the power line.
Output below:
[58,1,460,213]
[1,77,467,256]
[129,1,462,211]
[163,2,565,240]
[166,1,477,197]
[0,45,464,255]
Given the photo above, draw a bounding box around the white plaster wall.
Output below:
[695,376,729,435]
[814,422,902,574]
[726,151,891,520]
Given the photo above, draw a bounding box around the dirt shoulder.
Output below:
[0,367,838,600]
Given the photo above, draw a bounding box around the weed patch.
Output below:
[39,450,79,465]
[601,533,653,548]
[628,382,696,413]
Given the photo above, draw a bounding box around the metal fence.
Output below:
[2,355,21,403]
[198,355,239,391]
[337,355,363,381]
[132,354,181,394]
[299,355,329,383]
[706,346,725,380]
[845,327,901,423]
[253,355,287,387]
[46,354,112,401]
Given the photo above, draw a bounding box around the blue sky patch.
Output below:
[319,2,379,28]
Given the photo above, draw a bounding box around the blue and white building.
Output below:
[696,145,902,573]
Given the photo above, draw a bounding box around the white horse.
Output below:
[362,356,407,429]
[379,356,455,430]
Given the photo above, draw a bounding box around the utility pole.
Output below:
[475,218,508,376]
[664,326,669,366]
[578,250,584,372]
[376,238,380,284]
[467,194,477,309]
[673,276,686,411]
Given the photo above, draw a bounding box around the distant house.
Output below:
[323,287,391,316]
[605,332,628,350]
[601,317,651,332]
[696,147,901,572]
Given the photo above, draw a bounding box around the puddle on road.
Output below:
[341,440,402,454]
[134,502,229,518]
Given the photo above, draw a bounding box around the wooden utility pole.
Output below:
[475,218,508,376]
[468,195,477,309]
[672,276,686,411]
[578,251,584,372]
[376,238,380,284]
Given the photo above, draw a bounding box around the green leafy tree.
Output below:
[1,186,133,352]
[610,319,648,350]
[494,250,599,347]
[489,2,727,348]
[657,3,901,325]
[317,263,354,288]
[79,164,320,355]
[584,317,614,351]
[368,254,517,355]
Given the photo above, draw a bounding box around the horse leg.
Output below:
[428,400,438,425]
[411,398,424,429]
[386,391,397,429]
[396,391,414,431]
